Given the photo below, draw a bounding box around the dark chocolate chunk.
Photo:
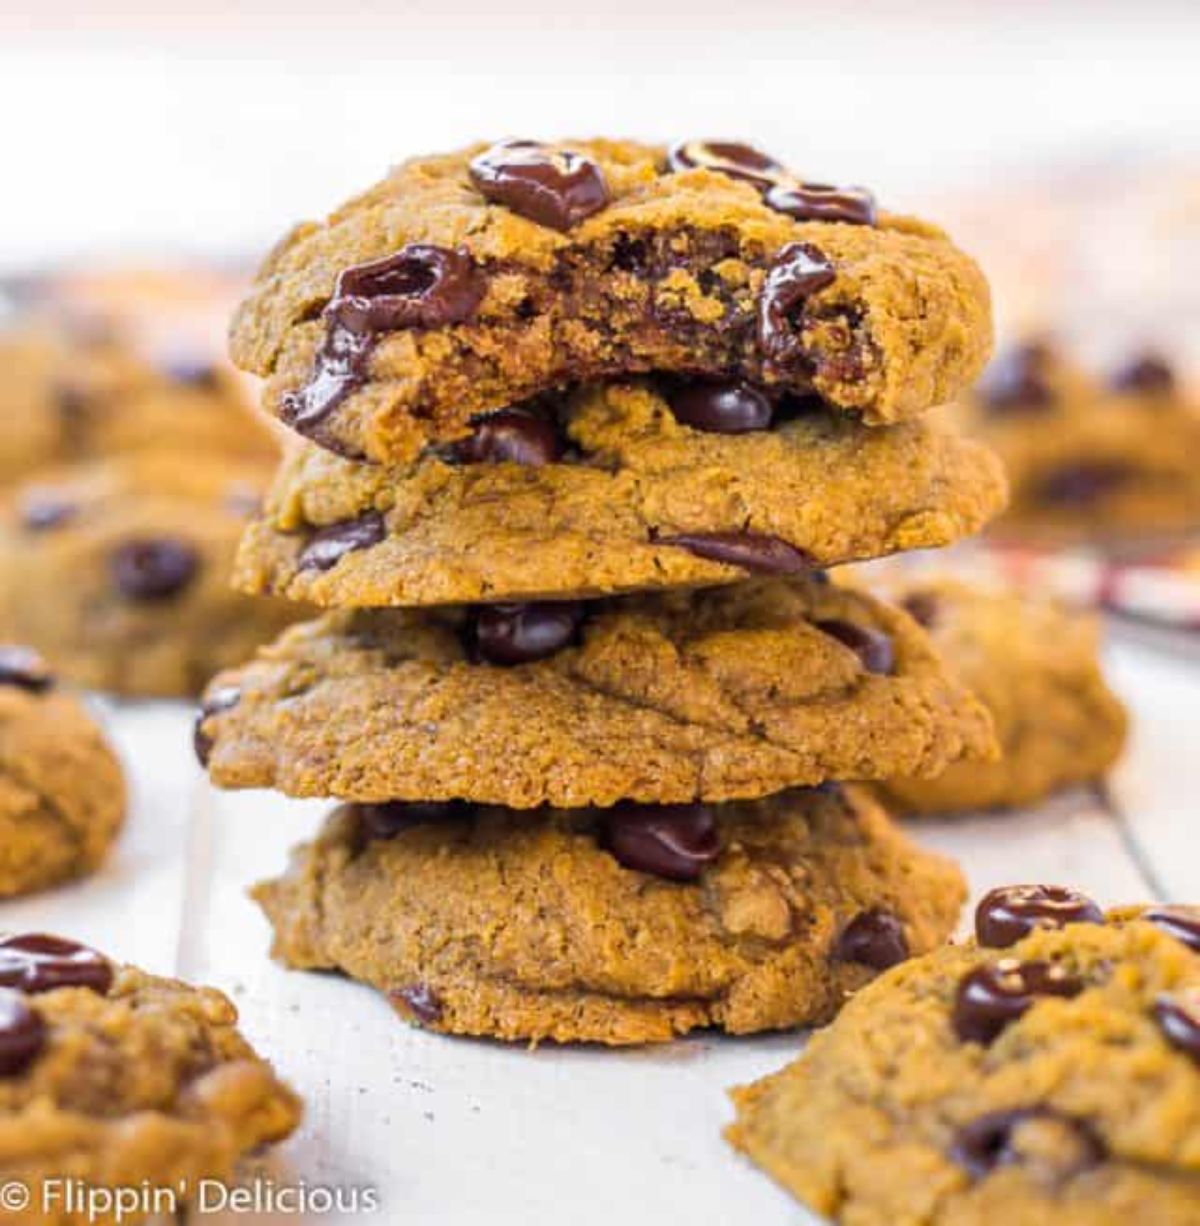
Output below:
[393,983,444,1025]
[470,140,610,231]
[0,645,54,693]
[18,490,77,532]
[193,685,241,768]
[953,959,1083,1045]
[764,183,877,226]
[757,242,837,370]
[975,885,1104,949]
[357,802,466,841]
[833,908,909,970]
[666,139,788,188]
[0,934,113,996]
[1110,352,1175,396]
[448,407,563,466]
[978,343,1056,413]
[901,590,940,628]
[109,538,199,601]
[297,512,386,573]
[656,531,812,575]
[1141,906,1200,954]
[282,245,484,437]
[0,990,45,1077]
[815,619,895,675]
[667,381,773,433]
[951,1107,1104,1181]
[600,803,720,882]
[1156,992,1200,1063]
[472,602,584,666]
[1036,461,1132,506]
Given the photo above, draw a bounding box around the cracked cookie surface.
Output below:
[198,575,996,808]
[876,578,1127,815]
[728,893,1200,1226]
[0,650,125,897]
[237,380,1007,607]
[0,934,300,1224]
[254,784,965,1045]
[233,138,993,463]
[0,453,300,698]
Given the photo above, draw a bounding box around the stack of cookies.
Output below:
[197,137,1007,1044]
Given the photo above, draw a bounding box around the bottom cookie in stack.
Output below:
[253,785,965,1045]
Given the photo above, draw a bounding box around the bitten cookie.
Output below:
[0,318,276,485]
[254,784,965,1045]
[728,884,1200,1225]
[0,932,300,1224]
[955,341,1200,542]
[0,647,125,897]
[233,137,993,463]
[197,575,997,808]
[877,578,1127,814]
[0,453,299,698]
[236,380,1006,607]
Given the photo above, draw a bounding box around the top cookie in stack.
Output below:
[230,137,1003,607]
[201,139,1005,1046]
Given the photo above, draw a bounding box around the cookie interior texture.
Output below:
[236,381,1007,607]
[233,139,993,463]
[254,784,965,1045]
[876,577,1127,815]
[198,575,998,807]
[728,911,1200,1225]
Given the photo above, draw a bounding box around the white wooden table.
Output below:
[2,632,1195,1225]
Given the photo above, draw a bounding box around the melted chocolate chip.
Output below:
[193,685,241,768]
[950,1107,1104,1181]
[472,602,584,666]
[978,343,1056,413]
[1141,906,1200,954]
[975,885,1104,949]
[297,512,386,573]
[656,532,812,575]
[833,909,909,970]
[1110,352,1175,396]
[0,646,54,693]
[447,407,564,466]
[600,803,720,882]
[764,183,877,226]
[357,802,466,841]
[666,139,788,188]
[0,990,45,1077]
[0,934,113,995]
[470,140,610,231]
[19,490,77,532]
[394,983,443,1025]
[1037,461,1132,506]
[1155,992,1200,1063]
[282,245,484,437]
[901,591,939,628]
[815,620,895,675]
[953,959,1083,1045]
[109,538,199,601]
[667,381,773,433]
[758,242,837,371]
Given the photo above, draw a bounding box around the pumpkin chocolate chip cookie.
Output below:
[235,380,1006,607]
[197,575,997,808]
[232,138,993,463]
[728,885,1200,1225]
[877,578,1127,815]
[956,340,1200,542]
[0,453,299,698]
[0,647,125,897]
[0,932,300,1224]
[253,783,965,1045]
